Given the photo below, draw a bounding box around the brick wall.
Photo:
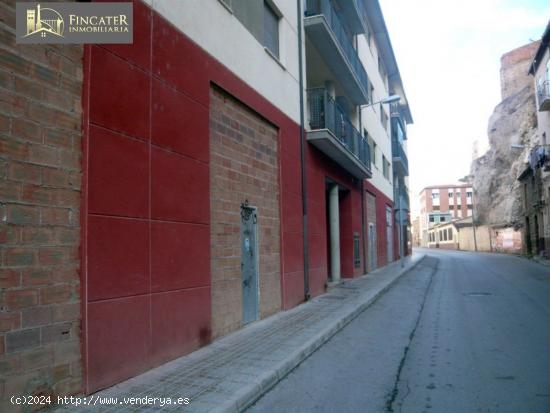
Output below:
[500,40,539,101]
[209,86,281,339]
[0,0,83,409]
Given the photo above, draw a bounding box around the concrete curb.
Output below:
[213,254,428,413]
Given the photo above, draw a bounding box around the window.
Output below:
[440,216,446,222]
[263,1,279,58]
[429,216,435,223]
[378,57,387,89]
[365,23,374,49]
[433,205,440,211]
[370,84,375,104]
[432,192,440,200]
[382,156,390,180]
[378,57,386,78]
[353,233,361,268]
[232,0,280,59]
[448,228,452,240]
[448,192,454,198]
[380,107,388,131]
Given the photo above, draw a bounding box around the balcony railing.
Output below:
[334,0,368,34]
[536,80,550,111]
[307,88,371,177]
[391,137,409,176]
[529,144,550,170]
[395,183,409,210]
[305,0,370,102]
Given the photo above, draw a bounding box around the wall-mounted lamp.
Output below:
[361,94,401,109]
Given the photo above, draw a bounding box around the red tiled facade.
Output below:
[0,0,404,405]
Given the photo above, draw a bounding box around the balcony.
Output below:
[307,88,372,179]
[304,0,370,105]
[391,138,409,177]
[536,80,550,111]
[529,144,550,172]
[334,0,368,34]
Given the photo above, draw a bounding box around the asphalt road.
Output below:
[246,250,550,413]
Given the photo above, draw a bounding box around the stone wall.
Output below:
[500,41,540,100]
[471,41,539,227]
[0,0,83,409]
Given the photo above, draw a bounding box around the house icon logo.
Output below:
[25,3,64,39]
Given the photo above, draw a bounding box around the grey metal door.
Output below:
[241,203,259,325]
[368,223,377,271]
[386,206,393,263]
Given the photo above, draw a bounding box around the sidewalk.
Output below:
[55,253,426,413]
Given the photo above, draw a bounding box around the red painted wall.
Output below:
[82,0,304,392]
[364,181,396,267]
[81,0,400,392]
[305,145,364,297]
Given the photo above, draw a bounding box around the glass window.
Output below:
[382,156,388,179]
[380,108,388,131]
[232,0,280,59]
[263,1,279,57]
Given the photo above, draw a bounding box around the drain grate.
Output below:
[463,292,492,297]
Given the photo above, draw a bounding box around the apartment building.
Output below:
[0,0,412,403]
[426,221,459,250]
[419,184,473,246]
[524,21,550,257]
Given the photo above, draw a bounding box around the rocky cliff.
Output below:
[470,41,540,227]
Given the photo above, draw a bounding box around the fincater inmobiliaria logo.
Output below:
[16,2,133,44]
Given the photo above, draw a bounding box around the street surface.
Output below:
[247,249,550,413]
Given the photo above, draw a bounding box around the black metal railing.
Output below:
[536,80,550,109]
[529,144,549,169]
[391,137,409,173]
[400,184,410,211]
[305,0,370,99]
[307,88,371,171]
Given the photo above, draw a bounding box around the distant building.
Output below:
[525,20,550,258]
[426,221,458,250]
[419,184,473,246]
[411,216,421,247]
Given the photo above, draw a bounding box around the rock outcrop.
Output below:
[470,41,540,227]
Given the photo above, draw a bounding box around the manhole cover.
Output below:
[463,292,492,297]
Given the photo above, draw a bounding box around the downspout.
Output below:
[359,110,368,274]
[297,0,310,300]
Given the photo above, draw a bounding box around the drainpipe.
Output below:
[329,184,341,282]
[297,0,310,300]
[359,110,367,274]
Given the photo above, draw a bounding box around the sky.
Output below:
[379,0,550,216]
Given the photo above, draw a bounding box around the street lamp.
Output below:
[361,93,405,267]
[361,94,401,109]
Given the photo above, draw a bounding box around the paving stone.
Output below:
[50,254,425,413]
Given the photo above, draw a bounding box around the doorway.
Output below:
[386,205,393,263]
[241,203,259,325]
